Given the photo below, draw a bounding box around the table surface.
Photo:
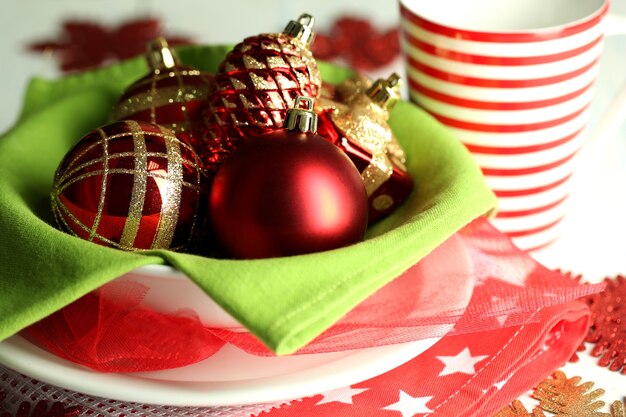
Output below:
[1,0,625,411]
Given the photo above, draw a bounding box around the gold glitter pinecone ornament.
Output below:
[200,14,322,171]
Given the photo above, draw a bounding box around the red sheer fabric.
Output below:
[24,218,603,372]
[23,282,225,372]
[262,302,591,417]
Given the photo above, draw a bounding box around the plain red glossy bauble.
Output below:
[209,130,368,259]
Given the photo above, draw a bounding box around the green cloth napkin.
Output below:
[0,45,497,355]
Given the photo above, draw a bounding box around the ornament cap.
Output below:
[283,14,316,46]
[147,37,181,70]
[366,73,401,110]
[284,96,318,133]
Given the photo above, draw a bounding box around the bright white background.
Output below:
[0,0,625,410]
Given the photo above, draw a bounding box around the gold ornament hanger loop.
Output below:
[284,14,316,45]
[147,37,180,70]
[366,73,401,110]
[285,96,318,133]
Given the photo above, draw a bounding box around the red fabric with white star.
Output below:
[261,302,588,417]
[258,220,596,417]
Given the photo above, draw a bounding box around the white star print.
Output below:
[436,347,489,376]
[490,296,520,327]
[481,377,509,394]
[494,378,509,390]
[496,315,508,326]
[382,391,433,417]
[491,295,518,313]
[316,386,368,405]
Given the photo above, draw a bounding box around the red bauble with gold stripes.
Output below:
[51,120,208,251]
[200,14,321,171]
[111,38,213,153]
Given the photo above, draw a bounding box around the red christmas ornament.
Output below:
[200,14,322,172]
[317,73,414,223]
[209,97,368,259]
[51,120,208,251]
[111,38,213,154]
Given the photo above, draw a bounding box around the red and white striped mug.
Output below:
[399,0,625,251]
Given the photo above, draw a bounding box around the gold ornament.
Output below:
[322,72,408,169]
[319,73,404,196]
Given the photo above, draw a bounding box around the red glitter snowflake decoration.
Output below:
[311,16,400,71]
[581,275,626,373]
[28,18,192,73]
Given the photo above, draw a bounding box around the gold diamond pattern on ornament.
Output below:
[261,42,281,52]
[224,62,237,72]
[267,56,288,69]
[239,94,259,109]
[229,77,248,90]
[201,18,322,170]
[221,96,238,109]
[294,69,309,90]
[266,91,282,110]
[243,55,266,69]
[250,72,278,90]
[287,55,305,68]
[274,73,297,90]
[282,42,297,54]
[210,34,321,133]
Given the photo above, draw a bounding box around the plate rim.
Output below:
[0,335,440,407]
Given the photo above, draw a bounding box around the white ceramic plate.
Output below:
[0,335,439,407]
[0,234,468,406]
[115,232,474,331]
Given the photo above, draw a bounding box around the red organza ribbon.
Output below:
[23,218,603,372]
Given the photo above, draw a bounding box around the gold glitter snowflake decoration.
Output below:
[495,371,626,417]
